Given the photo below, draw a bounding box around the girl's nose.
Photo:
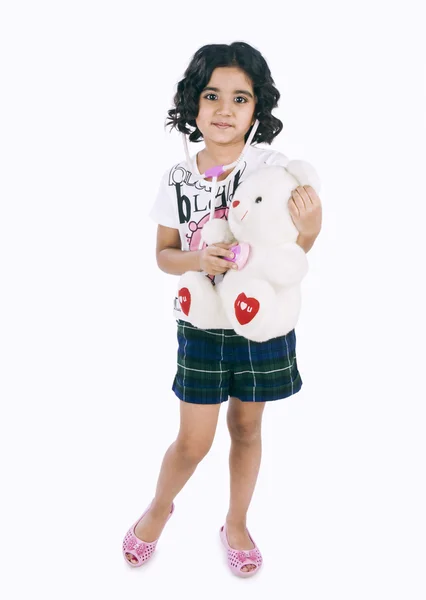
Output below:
[232,200,240,208]
[217,101,232,115]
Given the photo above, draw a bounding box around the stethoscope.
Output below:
[182,119,261,249]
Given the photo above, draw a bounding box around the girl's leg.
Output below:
[225,396,266,573]
[133,400,221,544]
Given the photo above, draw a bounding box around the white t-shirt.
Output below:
[149,143,289,323]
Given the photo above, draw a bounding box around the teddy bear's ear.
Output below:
[285,160,321,193]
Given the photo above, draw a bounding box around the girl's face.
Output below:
[196,67,257,147]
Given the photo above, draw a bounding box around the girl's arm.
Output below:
[296,233,317,253]
[290,185,322,253]
[156,225,201,275]
[155,225,235,276]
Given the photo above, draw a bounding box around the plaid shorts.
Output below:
[172,319,302,404]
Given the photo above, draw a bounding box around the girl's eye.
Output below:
[203,94,248,103]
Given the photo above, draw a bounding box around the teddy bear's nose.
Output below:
[232,200,240,208]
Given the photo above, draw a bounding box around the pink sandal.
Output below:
[122,501,175,567]
[219,523,263,577]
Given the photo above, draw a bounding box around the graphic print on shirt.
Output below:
[167,160,247,286]
[167,160,246,228]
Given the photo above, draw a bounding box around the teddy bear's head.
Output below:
[228,161,320,247]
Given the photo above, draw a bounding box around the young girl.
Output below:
[122,41,322,577]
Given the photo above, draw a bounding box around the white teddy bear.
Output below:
[177,160,321,342]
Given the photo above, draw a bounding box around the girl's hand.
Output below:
[288,185,322,239]
[199,243,237,276]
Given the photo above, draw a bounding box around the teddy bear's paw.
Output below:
[226,279,276,339]
[178,271,224,329]
[201,218,235,246]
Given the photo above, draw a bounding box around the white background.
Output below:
[1,0,425,598]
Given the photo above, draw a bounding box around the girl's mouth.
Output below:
[213,123,232,129]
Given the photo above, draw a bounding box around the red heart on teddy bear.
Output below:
[178,287,191,316]
[234,292,260,325]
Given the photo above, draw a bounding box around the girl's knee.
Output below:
[175,436,213,463]
[228,420,262,443]
[227,397,265,443]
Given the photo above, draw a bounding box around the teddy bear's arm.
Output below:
[263,243,308,287]
[202,218,237,246]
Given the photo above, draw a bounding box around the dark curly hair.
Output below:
[166,42,283,145]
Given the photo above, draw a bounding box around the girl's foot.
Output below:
[123,502,175,566]
[133,503,173,543]
[225,520,257,573]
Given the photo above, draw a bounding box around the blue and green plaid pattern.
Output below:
[172,320,302,404]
